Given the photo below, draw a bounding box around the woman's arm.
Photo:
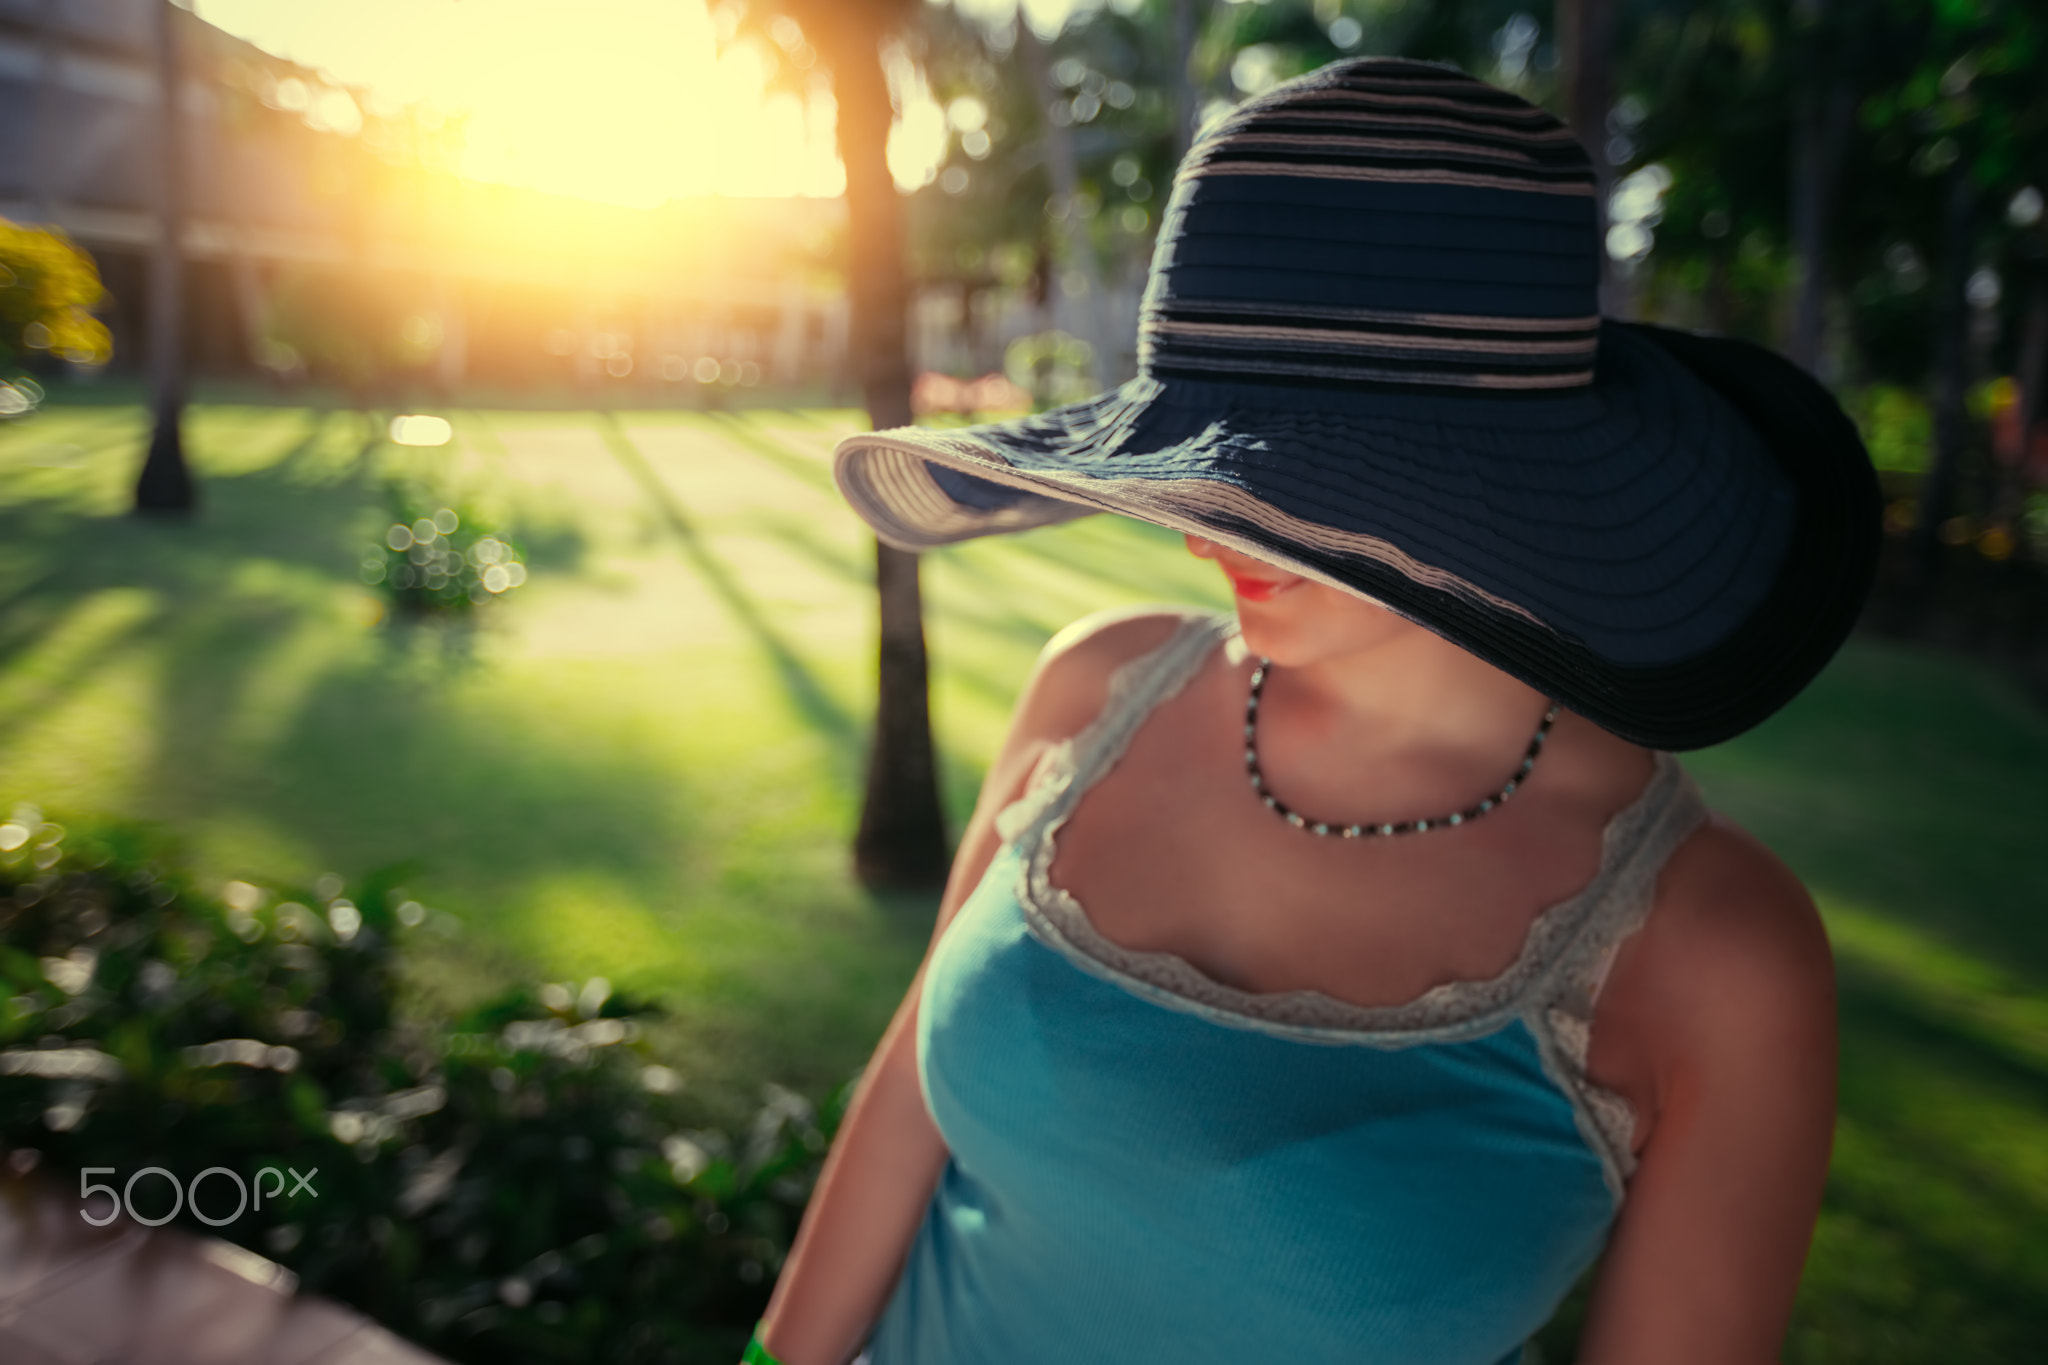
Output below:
[1575,817,1839,1364]
[751,746,1027,1365]
[748,953,946,1365]
[753,609,1192,1365]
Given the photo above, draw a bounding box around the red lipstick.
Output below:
[1226,570,1300,602]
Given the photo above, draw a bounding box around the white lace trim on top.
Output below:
[996,612,1709,1204]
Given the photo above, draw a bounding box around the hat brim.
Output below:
[833,322,1880,750]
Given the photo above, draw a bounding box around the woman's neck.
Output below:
[1232,617,1553,768]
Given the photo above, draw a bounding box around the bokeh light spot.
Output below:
[390,415,455,446]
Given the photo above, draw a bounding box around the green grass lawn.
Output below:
[2,398,2042,1361]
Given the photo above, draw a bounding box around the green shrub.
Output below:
[0,806,840,1365]
[364,481,530,619]
[2024,491,2048,562]
[0,217,113,370]
[1004,329,1097,408]
[1841,385,1932,475]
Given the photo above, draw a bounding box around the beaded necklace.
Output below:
[1244,657,1560,837]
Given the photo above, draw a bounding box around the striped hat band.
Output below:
[1138,63,1602,393]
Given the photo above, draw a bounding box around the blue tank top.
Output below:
[868,613,1707,1365]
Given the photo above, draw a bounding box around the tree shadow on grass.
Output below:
[1646,641,2048,1364]
[83,511,829,1098]
[105,591,821,1099]
[701,411,837,493]
[1686,637,2048,988]
[0,407,561,642]
[454,410,509,457]
[740,510,1089,717]
[1533,956,2048,1365]
[737,502,1147,720]
[595,411,855,752]
[0,407,606,848]
[742,508,872,588]
[985,513,1222,598]
[155,620,713,898]
[1792,967,2048,1364]
[0,406,926,1118]
[0,413,377,741]
[0,407,146,467]
[2,408,355,571]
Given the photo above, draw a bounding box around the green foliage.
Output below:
[366,479,530,619]
[1004,329,1097,407]
[1848,258,1937,386]
[2023,490,2048,559]
[0,218,112,371]
[902,0,1537,300]
[0,807,841,1365]
[1843,386,1934,474]
[1683,639,2048,1365]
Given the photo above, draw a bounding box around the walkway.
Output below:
[0,1175,445,1365]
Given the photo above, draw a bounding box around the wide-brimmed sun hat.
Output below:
[833,58,1880,750]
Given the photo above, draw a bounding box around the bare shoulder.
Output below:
[1596,807,1837,1152]
[1574,811,1837,1360]
[1014,606,1221,744]
[931,606,1218,940]
[1638,814,1835,1054]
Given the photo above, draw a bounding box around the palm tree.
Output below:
[1016,17,1114,384]
[135,0,194,514]
[1883,0,2048,586]
[1168,0,1207,162]
[1785,0,1857,374]
[750,0,949,889]
[1555,0,1615,306]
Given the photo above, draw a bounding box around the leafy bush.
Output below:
[0,806,840,1365]
[364,481,530,619]
[1841,385,1932,476]
[1004,329,1097,408]
[2023,491,2048,562]
[0,217,113,371]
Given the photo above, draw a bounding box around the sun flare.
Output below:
[193,0,874,205]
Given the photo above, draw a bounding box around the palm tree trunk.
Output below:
[136,0,194,514]
[1785,89,1853,371]
[1555,0,1613,160]
[1017,24,1113,384]
[1703,251,1732,333]
[1998,270,2047,540]
[1169,0,1204,164]
[830,24,950,890]
[1911,161,1977,587]
[1554,0,1615,308]
[1786,0,1855,374]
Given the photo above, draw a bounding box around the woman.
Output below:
[750,58,1879,1365]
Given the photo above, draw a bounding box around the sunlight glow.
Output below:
[958,0,1108,40]
[884,45,948,191]
[389,415,454,447]
[191,0,942,204]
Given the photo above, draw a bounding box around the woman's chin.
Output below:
[1234,590,1420,667]
[1232,601,1315,664]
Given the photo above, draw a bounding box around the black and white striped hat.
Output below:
[833,58,1880,749]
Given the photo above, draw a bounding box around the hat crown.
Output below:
[1140,59,1604,394]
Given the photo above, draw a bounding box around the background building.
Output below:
[0,0,854,398]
